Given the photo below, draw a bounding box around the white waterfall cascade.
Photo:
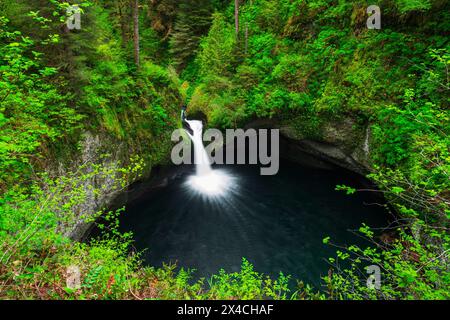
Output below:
[185,120,213,176]
[185,120,234,197]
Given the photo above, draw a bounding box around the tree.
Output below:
[132,0,140,68]
[235,0,239,37]
[169,0,213,70]
[197,13,236,77]
[118,0,130,46]
[148,0,178,41]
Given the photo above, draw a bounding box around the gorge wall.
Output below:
[245,116,373,175]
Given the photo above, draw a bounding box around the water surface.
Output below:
[119,160,388,287]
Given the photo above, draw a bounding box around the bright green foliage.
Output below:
[1,0,449,300]
[0,156,144,265]
[207,258,291,299]
[197,13,236,79]
[0,0,183,188]
[0,15,83,187]
[394,0,433,13]
[185,0,449,300]
[324,224,449,300]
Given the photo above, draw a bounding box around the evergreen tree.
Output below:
[169,0,214,71]
[148,0,178,40]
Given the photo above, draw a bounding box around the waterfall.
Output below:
[184,120,235,198]
[185,120,212,176]
[363,126,370,156]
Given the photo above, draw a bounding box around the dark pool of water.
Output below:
[116,160,389,287]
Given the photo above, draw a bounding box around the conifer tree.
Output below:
[148,0,178,40]
[169,0,213,71]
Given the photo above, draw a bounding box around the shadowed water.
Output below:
[118,160,389,287]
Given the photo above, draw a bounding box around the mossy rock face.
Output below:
[236,113,371,174]
[43,98,181,240]
[279,124,306,141]
[277,115,373,174]
[42,131,142,240]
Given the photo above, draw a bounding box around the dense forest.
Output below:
[0,0,449,300]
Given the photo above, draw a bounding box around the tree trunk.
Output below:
[235,0,239,37]
[245,23,248,54]
[132,0,140,69]
[118,0,129,46]
[245,0,252,53]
